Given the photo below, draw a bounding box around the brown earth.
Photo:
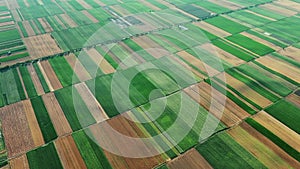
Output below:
[253,111,300,152]
[132,36,171,59]
[10,10,20,21]
[278,46,300,63]
[22,21,35,37]
[260,3,297,16]
[208,0,242,10]
[81,10,98,23]
[256,55,300,83]
[216,72,272,108]
[39,60,63,91]
[29,20,41,34]
[42,93,72,136]
[89,115,165,169]
[86,48,116,74]
[177,50,220,77]
[241,32,281,51]
[286,93,300,107]
[0,21,14,27]
[23,34,62,58]
[37,18,53,33]
[194,21,231,37]
[167,148,213,169]
[0,102,35,157]
[273,0,300,12]
[9,154,29,169]
[22,100,44,147]
[27,64,45,95]
[6,0,19,9]
[65,53,92,82]
[74,83,109,123]
[77,0,92,9]
[55,135,87,169]
[37,61,53,91]
[201,43,245,66]
[59,14,77,28]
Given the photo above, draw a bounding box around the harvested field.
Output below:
[59,14,77,28]
[273,0,300,12]
[132,36,170,58]
[11,10,21,21]
[9,154,29,169]
[39,60,63,91]
[89,115,165,169]
[0,102,34,157]
[42,93,72,136]
[216,73,272,108]
[22,100,44,147]
[286,93,300,107]
[22,21,35,37]
[6,0,19,9]
[241,32,282,51]
[177,50,219,77]
[86,48,115,74]
[65,54,91,82]
[0,21,14,27]
[278,46,300,63]
[23,34,62,59]
[194,21,231,37]
[256,55,300,83]
[167,148,213,169]
[208,0,241,10]
[253,111,300,152]
[75,83,109,123]
[37,18,53,32]
[81,10,98,23]
[55,135,87,169]
[260,3,297,16]
[27,64,44,95]
[229,123,300,169]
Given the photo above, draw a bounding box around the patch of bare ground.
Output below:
[260,3,297,16]
[167,148,213,169]
[39,60,63,90]
[37,18,53,33]
[23,100,44,147]
[132,36,170,59]
[253,111,300,152]
[37,61,54,91]
[81,10,98,23]
[9,154,29,169]
[0,102,34,157]
[208,0,242,10]
[216,73,272,108]
[89,114,165,169]
[256,55,300,83]
[22,21,35,37]
[201,43,245,66]
[194,21,231,37]
[286,93,300,107]
[59,14,77,28]
[0,21,14,27]
[6,0,19,9]
[229,123,300,168]
[278,46,300,63]
[55,135,87,169]
[10,10,20,21]
[65,53,91,82]
[74,83,109,123]
[273,0,300,12]
[42,93,72,136]
[23,34,62,59]
[27,64,44,95]
[86,48,116,74]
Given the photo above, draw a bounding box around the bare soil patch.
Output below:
[9,154,29,169]
[59,14,77,28]
[86,48,116,74]
[27,64,44,95]
[65,53,91,82]
[39,60,63,90]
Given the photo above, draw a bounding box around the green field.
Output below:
[19,65,37,98]
[205,16,249,34]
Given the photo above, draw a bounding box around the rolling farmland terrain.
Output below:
[0,0,299,169]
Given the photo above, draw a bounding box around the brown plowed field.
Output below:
[0,102,34,157]
[9,154,29,169]
[42,93,72,136]
[86,48,116,74]
[77,0,92,9]
[65,54,92,82]
[55,135,87,169]
[37,18,53,32]
[59,14,77,28]
[27,64,44,95]
[39,60,62,91]
[167,148,213,169]
[278,46,300,63]
[22,21,35,36]
[23,34,62,58]
[260,3,297,16]
[194,22,231,37]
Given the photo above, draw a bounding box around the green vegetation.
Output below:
[95,46,119,69]
[226,34,275,56]
[19,65,37,98]
[212,39,255,61]
[265,100,300,134]
[76,51,103,78]
[0,29,21,43]
[195,132,267,169]
[228,10,272,27]
[0,69,21,104]
[123,38,155,61]
[246,118,300,162]
[73,130,112,169]
[31,96,57,142]
[119,2,152,14]
[49,56,80,87]
[55,86,96,131]
[194,1,230,14]
[177,4,211,19]
[271,52,300,68]
[27,143,63,169]
[12,68,26,100]
[249,7,286,20]
[205,16,249,34]
[0,52,29,62]
[247,30,288,48]
[33,63,50,93]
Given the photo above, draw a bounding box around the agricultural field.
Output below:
[0,0,299,169]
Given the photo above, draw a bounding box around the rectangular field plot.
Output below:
[228,10,273,27]
[205,16,249,34]
[177,4,211,19]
